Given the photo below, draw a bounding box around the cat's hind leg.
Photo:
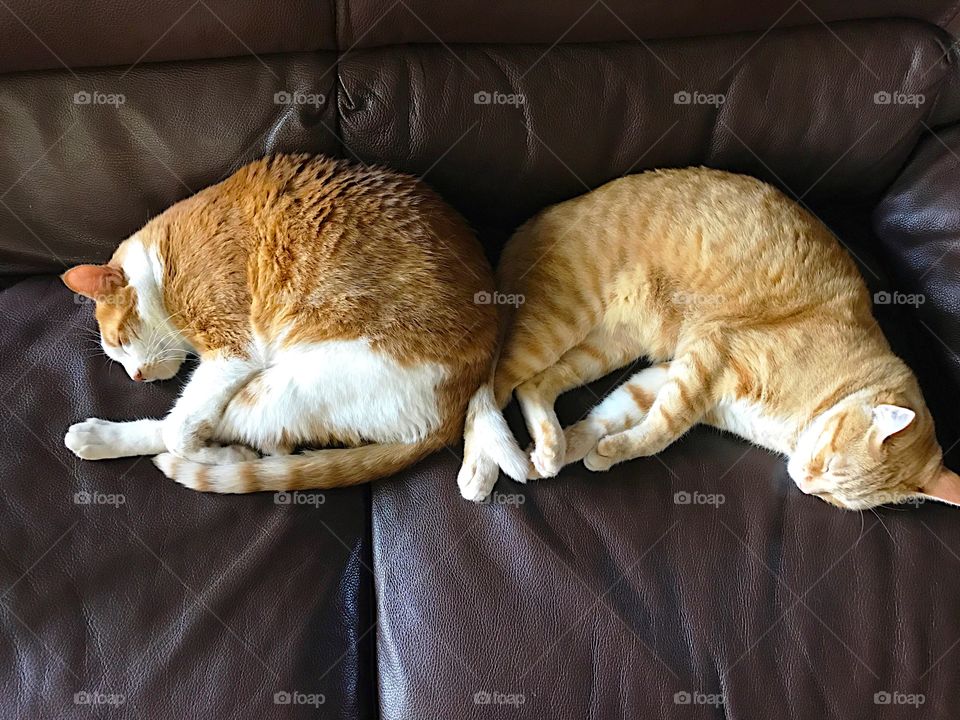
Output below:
[162,354,261,465]
[459,292,603,499]
[517,325,638,478]
[584,334,722,471]
[65,418,166,460]
[561,362,671,467]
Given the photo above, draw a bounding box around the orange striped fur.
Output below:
[64,154,508,492]
[483,167,959,510]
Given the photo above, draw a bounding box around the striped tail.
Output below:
[152,438,442,493]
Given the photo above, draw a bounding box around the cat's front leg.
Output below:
[162,353,260,465]
[65,418,166,460]
[561,363,672,469]
[584,339,720,471]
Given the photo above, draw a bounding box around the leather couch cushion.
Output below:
[874,125,960,447]
[4,0,956,75]
[340,20,956,229]
[0,54,339,275]
[0,0,336,74]
[0,276,374,719]
[376,441,960,717]
[372,218,960,717]
[337,0,960,47]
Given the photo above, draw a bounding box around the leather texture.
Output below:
[874,125,960,426]
[336,0,960,46]
[0,1,336,73]
[0,277,374,718]
[372,210,960,719]
[339,21,956,229]
[0,53,339,275]
[2,2,960,719]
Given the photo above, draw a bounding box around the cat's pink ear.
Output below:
[872,404,916,443]
[61,264,124,300]
[921,468,960,507]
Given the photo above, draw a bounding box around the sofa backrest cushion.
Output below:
[0,18,957,271]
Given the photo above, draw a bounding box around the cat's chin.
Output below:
[150,367,182,382]
[129,362,183,382]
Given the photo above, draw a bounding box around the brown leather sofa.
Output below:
[2,2,960,718]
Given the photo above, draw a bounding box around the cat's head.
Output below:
[62,262,187,382]
[788,393,959,510]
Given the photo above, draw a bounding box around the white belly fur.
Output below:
[707,398,794,456]
[218,338,447,449]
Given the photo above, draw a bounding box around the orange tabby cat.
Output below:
[458,167,960,511]
[63,154,529,492]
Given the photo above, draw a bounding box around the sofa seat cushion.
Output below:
[0,276,374,719]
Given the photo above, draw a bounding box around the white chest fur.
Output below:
[218,338,448,448]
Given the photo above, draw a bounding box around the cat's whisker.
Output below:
[150,325,188,349]
[870,508,896,544]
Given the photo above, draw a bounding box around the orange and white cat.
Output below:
[458,167,960,511]
[63,154,529,492]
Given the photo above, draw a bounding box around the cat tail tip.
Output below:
[153,439,439,493]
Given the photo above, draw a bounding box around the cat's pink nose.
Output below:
[133,369,144,382]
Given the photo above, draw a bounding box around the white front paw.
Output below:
[65,418,122,460]
[457,452,499,502]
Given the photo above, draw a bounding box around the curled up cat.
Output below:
[458,167,960,511]
[63,154,530,492]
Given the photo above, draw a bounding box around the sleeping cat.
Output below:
[63,154,529,492]
[458,167,960,511]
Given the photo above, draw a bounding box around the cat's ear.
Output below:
[872,404,916,443]
[920,468,960,507]
[61,264,124,300]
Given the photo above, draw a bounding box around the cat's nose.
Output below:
[133,369,144,382]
